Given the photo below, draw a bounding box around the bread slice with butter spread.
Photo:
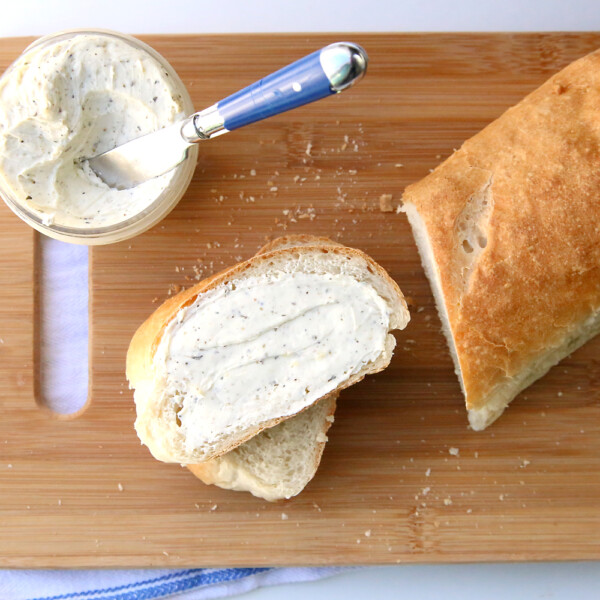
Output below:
[126,236,409,465]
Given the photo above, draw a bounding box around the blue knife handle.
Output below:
[183,42,368,141]
[217,50,333,131]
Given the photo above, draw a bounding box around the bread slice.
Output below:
[401,49,600,430]
[188,394,337,501]
[126,237,409,464]
[186,236,342,501]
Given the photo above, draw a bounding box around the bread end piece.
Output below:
[402,48,600,429]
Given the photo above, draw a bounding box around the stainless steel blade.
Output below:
[86,121,193,190]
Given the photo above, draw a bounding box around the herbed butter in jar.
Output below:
[0,30,198,244]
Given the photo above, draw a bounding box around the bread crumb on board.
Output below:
[281,512,288,520]
[379,194,394,212]
[448,447,460,456]
[117,483,124,492]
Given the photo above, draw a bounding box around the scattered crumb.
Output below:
[364,529,371,537]
[356,539,361,544]
[466,508,472,514]
[557,391,563,397]
[7,464,12,469]
[117,483,124,492]
[443,498,453,506]
[520,459,531,468]
[167,283,182,296]
[422,487,431,496]
[305,142,312,156]
[281,513,288,520]
[379,193,394,212]
[312,502,322,512]
[499,494,504,501]
[270,186,278,192]
[425,468,431,477]
[449,447,460,456]
[394,163,404,168]
[194,503,200,509]
[58,499,62,506]
[250,169,256,176]
[210,504,218,511]
[162,551,169,557]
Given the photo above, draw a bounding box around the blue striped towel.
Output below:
[0,568,346,600]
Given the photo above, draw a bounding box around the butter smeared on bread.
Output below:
[127,238,409,464]
[402,49,600,430]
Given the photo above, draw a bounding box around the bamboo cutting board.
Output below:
[1,33,600,568]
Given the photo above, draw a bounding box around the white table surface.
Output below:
[4,1,600,598]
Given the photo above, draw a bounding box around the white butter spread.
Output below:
[0,34,185,228]
[155,272,391,453]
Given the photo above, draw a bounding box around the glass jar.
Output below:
[0,29,198,245]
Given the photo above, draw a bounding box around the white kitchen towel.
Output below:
[7,237,340,599]
[0,567,348,600]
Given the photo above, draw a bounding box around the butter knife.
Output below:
[87,42,368,190]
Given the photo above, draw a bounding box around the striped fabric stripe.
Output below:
[29,569,271,600]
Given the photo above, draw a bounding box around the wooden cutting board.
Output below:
[1,33,600,568]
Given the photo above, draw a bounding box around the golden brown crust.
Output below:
[402,49,600,415]
[257,235,344,255]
